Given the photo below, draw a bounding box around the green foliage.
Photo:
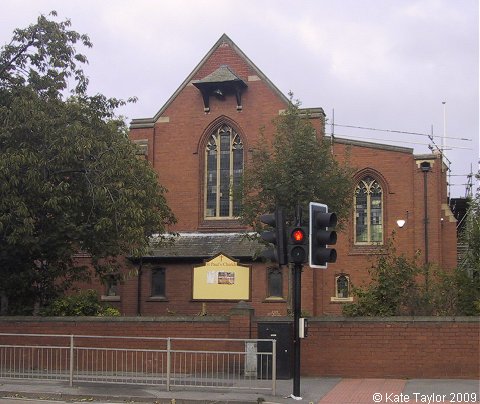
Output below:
[241,94,354,229]
[0,12,175,314]
[428,267,480,316]
[452,181,480,314]
[40,289,120,317]
[343,236,480,317]
[342,239,424,317]
[459,185,480,278]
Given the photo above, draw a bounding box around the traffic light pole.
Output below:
[291,205,303,399]
[262,202,336,399]
[292,262,302,399]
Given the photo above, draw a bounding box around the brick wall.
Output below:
[0,316,230,339]
[301,317,479,379]
[1,314,477,379]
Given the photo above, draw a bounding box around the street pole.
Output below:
[290,204,304,399]
[292,262,302,398]
[421,162,431,291]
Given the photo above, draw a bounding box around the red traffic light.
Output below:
[291,228,305,243]
[287,226,308,264]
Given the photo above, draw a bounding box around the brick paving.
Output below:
[318,378,407,403]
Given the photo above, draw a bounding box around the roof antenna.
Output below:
[330,109,335,155]
[442,101,447,153]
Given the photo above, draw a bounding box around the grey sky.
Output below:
[1,0,478,197]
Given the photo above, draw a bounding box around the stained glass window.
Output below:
[354,176,383,244]
[205,125,243,218]
[336,275,350,298]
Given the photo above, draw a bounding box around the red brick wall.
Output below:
[1,316,477,379]
[302,318,479,379]
[0,316,230,339]
[315,144,458,316]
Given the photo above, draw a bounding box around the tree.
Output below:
[0,12,176,314]
[455,177,480,314]
[459,179,480,278]
[241,95,354,229]
[430,177,480,316]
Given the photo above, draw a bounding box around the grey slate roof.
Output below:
[147,232,263,260]
[194,65,246,85]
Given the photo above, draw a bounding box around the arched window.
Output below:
[335,275,350,299]
[354,176,383,244]
[205,124,243,218]
[330,273,353,302]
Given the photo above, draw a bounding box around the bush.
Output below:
[428,267,480,316]
[342,239,424,317]
[40,289,120,317]
[342,237,480,317]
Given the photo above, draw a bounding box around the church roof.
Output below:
[330,136,413,154]
[144,232,264,261]
[193,65,246,86]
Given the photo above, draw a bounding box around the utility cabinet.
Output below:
[257,321,293,379]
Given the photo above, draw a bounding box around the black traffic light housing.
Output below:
[287,226,308,264]
[259,207,287,265]
[309,202,337,268]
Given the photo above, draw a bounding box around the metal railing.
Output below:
[0,333,276,395]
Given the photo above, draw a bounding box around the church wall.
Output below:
[123,35,457,317]
[131,44,289,233]
[0,316,477,378]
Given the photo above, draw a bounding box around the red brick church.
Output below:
[99,34,457,317]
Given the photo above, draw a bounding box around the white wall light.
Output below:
[396,219,406,228]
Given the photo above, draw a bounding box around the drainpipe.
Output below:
[137,257,143,316]
[152,125,156,169]
[420,162,431,289]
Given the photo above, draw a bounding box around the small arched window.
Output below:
[331,273,353,302]
[354,176,383,244]
[205,124,243,218]
[336,275,350,299]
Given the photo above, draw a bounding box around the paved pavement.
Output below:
[0,377,478,403]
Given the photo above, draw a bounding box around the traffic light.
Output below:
[259,207,287,265]
[287,226,309,264]
[309,202,337,268]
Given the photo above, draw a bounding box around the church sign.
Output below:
[192,253,250,301]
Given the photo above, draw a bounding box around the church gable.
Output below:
[194,36,254,83]
[130,34,289,127]
[129,35,296,232]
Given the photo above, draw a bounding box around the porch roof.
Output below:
[146,232,263,260]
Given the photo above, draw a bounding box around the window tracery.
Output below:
[354,176,383,244]
[205,124,243,218]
